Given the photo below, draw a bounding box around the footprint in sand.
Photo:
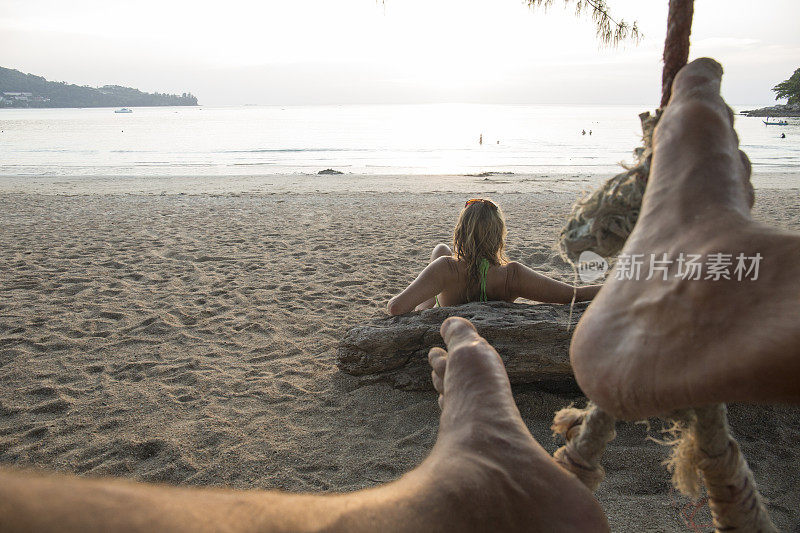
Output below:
[333,280,362,287]
[24,426,49,439]
[30,398,72,414]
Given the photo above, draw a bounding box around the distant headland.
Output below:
[740,103,800,118]
[0,67,198,108]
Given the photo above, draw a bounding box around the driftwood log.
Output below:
[337,301,587,390]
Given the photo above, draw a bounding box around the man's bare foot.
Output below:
[422,317,608,532]
[571,58,800,420]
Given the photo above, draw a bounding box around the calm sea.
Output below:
[1,104,797,192]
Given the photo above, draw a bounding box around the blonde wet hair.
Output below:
[453,199,508,297]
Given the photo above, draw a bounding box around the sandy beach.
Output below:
[1,185,799,531]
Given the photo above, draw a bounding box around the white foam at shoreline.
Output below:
[0,170,797,195]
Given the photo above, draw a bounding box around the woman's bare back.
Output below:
[387,250,601,316]
[434,258,516,307]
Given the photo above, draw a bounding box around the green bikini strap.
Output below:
[478,258,490,302]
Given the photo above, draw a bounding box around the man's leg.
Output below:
[571,58,800,420]
[0,317,608,532]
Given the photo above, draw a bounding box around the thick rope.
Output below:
[550,403,776,529]
[664,405,777,532]
[551,403,616,491]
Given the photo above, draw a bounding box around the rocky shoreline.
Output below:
[741,103,800,117]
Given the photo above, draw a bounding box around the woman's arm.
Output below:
[387,257,450,315]
[507,261,601,304]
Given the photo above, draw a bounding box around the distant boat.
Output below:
[763,116,788,125]
[114,108,133,114]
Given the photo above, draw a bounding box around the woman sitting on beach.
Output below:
[387,198,602,315]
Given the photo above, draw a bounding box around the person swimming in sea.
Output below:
[387,198,601,315]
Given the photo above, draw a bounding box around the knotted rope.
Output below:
[551,403,616,491]
[551,404,777,531]
[558,111,657,261]
[663,405,778,532]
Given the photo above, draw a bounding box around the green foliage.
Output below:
[0,67,198,108]
[772,68,800,105]
[526,0,641,46]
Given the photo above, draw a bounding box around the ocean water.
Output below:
[0,104,798,192]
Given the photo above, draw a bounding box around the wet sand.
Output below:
[1,188,799,531]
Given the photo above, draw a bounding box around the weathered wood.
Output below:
[660,0,695,108]
[337,301,588,390]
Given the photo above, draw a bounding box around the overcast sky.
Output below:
[2,0,798,106]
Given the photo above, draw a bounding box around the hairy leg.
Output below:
[0,318,608,532]
[570,58,800,420]
[416,243,453,310]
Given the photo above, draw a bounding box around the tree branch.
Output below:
[526,0,641,46]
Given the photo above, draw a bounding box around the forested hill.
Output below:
[0,67,198,108]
